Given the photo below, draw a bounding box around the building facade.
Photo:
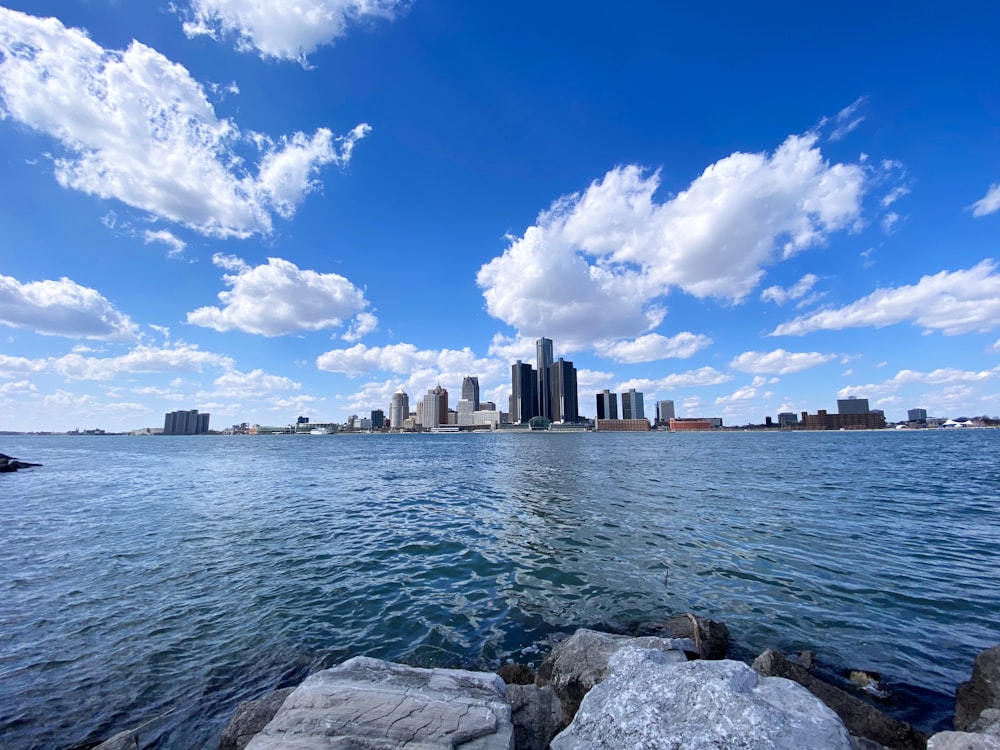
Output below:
[621,389,645,420]
[390,389,409,430]
[461,376,480,412]
[838,397,871,415]
[550,357,579,423]
[511,360,537,424]
[163,409,210,435]
[535,337,554,420]
[655,400,675,425]
[596,390,618,420]
[370,409,385,430]
[800,409,886,430]
[595,418,649,431]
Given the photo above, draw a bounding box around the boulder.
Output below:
[551,645,854,749]
[243,656,513,749]
[631,612,730,659]
[498,663,534,685]
[956,646,1000,731]
[535,628,689,720]
[0,453,42,472]
[753,649,926,750]
[505,683,563,750]
[219,687,294,750]
[93,730,138,750]
[926,732,1000,749]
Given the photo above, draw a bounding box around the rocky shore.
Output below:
[97,614,1000,749]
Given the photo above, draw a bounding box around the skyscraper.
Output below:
[551,358,579,423]
[163,409,210,434]
[621,388,644,420]
[536,337,554,420]
[390,389,409,430]
[656,400,675,424]
[596,390,618,420]
[461,376,480,411]
[511,360,537,424]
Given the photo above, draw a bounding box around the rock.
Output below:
[926,731,1000,749]
[219,687,295,750]
[853,738,893,750]
[505,683,563,750]
[969,709,1000,735]
[753,649,926,750]
[956,646,1000,731]
[93,730,138,750]
[551,645,854,749]
[631,612,730,659]
[498,663,534,685]
[243,656,513,749]
[0,453,42,472]
[535,628,688,720]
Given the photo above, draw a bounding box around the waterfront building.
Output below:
[655,400,675,425]
[670,418,713,432]
[163,409,210,435]
[621,389,645,420]
[778,412,798,428]
[838,396,871,415]
[456,399,476,426]
[551,357,579,423]
[473,410,501,428]
[908,408,928,423]
[370,409,385,430]
[595,418,649,431]
[596,390,618,420]
[536,337,554,420]
[461,376,480,412]
[800,409,886,430]
[390,389,409,430]
[511,360,538,424]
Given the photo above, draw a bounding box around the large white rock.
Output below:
[244,656,513,749]
[551,646,854,749]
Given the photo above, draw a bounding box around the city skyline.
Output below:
[1,3,1000,432]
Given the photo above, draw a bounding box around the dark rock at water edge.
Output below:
[955,645,1000,732]
[0,452,42,472]
[218,687,294,750]
[506,683,563,750]
[629,611,730,659]
[498,662,534,685]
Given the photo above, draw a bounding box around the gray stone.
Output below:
[535,628,688,719]
[852,737,892,750]
[498,663,534,685]
[505,683,563,750]
[93,729,138,750]
[927,731,1000,750]
[753,648,926,749]
[243,656,513,750]
[956,646,1000,731]
[969,709,1000,735]
[219,687,295,750]
[551,646,853,749]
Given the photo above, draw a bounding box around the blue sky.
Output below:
[1,1,998,431]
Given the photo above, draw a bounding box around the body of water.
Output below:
[1,430,998,748]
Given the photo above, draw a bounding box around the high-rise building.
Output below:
[456,399,476,426]
[370,409,385,429]
[655,400,675,424]
[536,337,554,420]
[418,389,441,428]
[838,397,871,415]
[621,388,644,420]
[596,390,618,420]
[461,376,480,412]
[163,409,210,435]
[511,360,537,424]
[908,408,928,423]
[390,389,409,430]
[551,358,579,422]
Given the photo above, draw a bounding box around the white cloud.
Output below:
[881,185,910,208]
[598,332,712,363]
[477,132,865,346]
[715,383,761,405]
[837,366,1000,402]
[0,8,368,238]
[760,273,819,305]
[730,349,836,375]
[143,229,187,259]
[616,367,733,394]
[182,0,406,63]
[881,211,901,234]
[187,256,373,336]
[316,342,496,378]
[0,344,233,381]
[0,274,138,341]
[828,96,868,142]
[970,183,1000,217]
[208,369,301,397]
[342,311,379,342]
[772,261,1000,337]
[0,379,37,396]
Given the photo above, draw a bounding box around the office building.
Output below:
[838,397,871,415]
[595,418,649,431]
[655,400,675,425]
[670,418,713,432]
[621,388,645,420]
[390,389,409,430]
[511,360,537,424]
[163,409,210,435]
[536,337,554,420]
[777,412,798,428]
[908,408,928,423]
[551,357,579,422]
[370,409,385,430]
[596,390,618,420]
[461,376,480,412]
[456,399,476,426]
[801,409,886,430]
[418,385,448,428]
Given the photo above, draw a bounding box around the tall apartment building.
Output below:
[163,409,210,435]
[550,357,579,423]
[596,390,618,420]
[390,389,409,430]
[511,360,537,424]
[655,400,675,424]
[536,337,554,420]
[621,388,645,420]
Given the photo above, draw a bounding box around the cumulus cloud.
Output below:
[598,332,712,363]
[477,133,865,346]
[0,274,138,341]
[730,349,837,375]
[760,274,819,305]
[209,369,301,397]
[0,8,368,237]
[316,342,497,378]
[970,183,1000,217]
[182,0,407,63]
[615,367,733,395]
[837,366,1000,403]
[143,229,187,259]
[0,343,233,381]
[772,261,1000,336]
[187,256,374,336]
